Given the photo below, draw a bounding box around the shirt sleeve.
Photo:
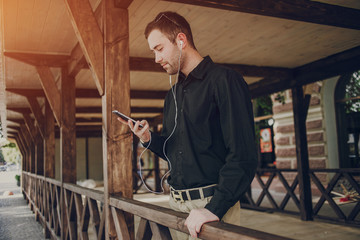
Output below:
[205,69,258,219]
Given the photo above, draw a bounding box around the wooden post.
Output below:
[21,123,35,173]
[292,86,313,221]
[44,99,55,238]
[103,0,133,239]
[60,67,77,239]
[35,134,44,176]
[18,130,29,172]
[44,99,56,179]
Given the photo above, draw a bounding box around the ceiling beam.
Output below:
[114,0,134,8]
[130,57,292,78]
[165,0,360,30]
[3,50,292,79]
[8,106,163,115]
[249,46,360,98]
[65,0,104,95]
[4,52,69,67]
[36,66,61,125]
[68,43,88,78]
[26,96,45,138]
[6,88,168,100]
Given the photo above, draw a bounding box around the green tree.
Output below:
[345,70,360,113]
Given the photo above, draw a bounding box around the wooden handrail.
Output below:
[63,182,104,202]
[110,195,292,240]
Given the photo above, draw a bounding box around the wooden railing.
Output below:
[22,172,291,240]
[241,168,360,226]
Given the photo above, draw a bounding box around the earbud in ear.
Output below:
[180,40,183,46]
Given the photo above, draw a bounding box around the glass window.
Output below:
[335,70,360,168]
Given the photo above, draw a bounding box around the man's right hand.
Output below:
[117,117,151,143]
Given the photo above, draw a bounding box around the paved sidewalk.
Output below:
[0,171,46,240]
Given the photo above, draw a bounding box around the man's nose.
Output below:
[155,54,162,63]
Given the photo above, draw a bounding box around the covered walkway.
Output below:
[0,171,45,240]
[1,171,360,240]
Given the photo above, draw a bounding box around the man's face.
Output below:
[147,29,181,75]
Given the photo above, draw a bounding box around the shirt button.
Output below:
[179,151,183,154]
[183,89,187,93]
[181,108,183,113]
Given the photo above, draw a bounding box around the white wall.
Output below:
[322,76,340,168]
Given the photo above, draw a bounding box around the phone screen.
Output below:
[112,110,144,127]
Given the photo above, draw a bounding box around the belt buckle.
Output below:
[171,190,185,203]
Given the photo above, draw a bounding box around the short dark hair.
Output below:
[144,11,196,49]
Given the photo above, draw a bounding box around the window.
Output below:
[335,70,360,168]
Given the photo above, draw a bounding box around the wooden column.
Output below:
[19,130,29,172]
[17,132,27,171]
[35,136,44,176]
[60,67,77,239]
[44,99,55,179]
[21,123,35,173]
[292,86,313,221]
[103,0,133,238]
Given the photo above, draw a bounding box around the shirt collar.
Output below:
[179,56,213,82]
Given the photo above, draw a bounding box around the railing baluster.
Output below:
[310,172,346,219]
[149,221,172,240]
[136,218,152,240]
[88,198,101,236]
[278,172,300,210]
[111,206,131,239]
[80,197,90,240]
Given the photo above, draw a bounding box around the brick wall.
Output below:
[271,82,327,195]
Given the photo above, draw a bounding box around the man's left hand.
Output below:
[184,208,219,238]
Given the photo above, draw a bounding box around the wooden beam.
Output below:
[130,57,292,78]
[23,112,44,175]
[23,113,37,142]
[114,0,133,9]
[103,0,133,238]
[7,88,168,100]
[27,96,45,138]
[165,0,360,30]
[60,67,76,183]
[292,86,313,221]
[65,0,104,95]
[20,123,34,172]
[249,46,360,98]
[44,99,55,179]
[6,88,45,97]
[131,90,167,99]
[4,52,69,67]
[293,46,360,86]
[36,66,61,125]
[3,51,293,79]
[7,118,25,124]
[129,57,164,72]
[68,43,88,78]
[60,67,76,239]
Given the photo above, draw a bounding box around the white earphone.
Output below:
[180,40,183,46]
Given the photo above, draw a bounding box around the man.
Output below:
[118,11,257,238]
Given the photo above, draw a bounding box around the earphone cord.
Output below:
[137,45,182,194]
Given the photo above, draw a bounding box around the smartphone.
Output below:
[112,110,144,128]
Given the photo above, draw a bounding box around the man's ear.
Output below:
[177,33,186,49]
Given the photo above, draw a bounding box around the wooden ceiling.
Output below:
[1,0,360,137]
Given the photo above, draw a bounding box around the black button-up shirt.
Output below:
[146,56,257,218]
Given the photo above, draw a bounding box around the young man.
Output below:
[118,12,257,238]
